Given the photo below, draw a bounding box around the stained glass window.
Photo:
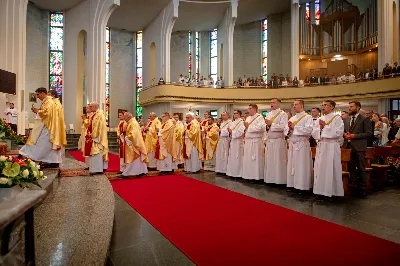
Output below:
[210,29,218,81]
[315,0,320,25]
[49,12,64,99]
[136,31,143,119]
[195,32,200,80]
[105,27,110,125]
[306,2,310,21]
[261,19,268,81]
[189,31,192,78]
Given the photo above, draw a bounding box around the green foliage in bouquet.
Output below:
[0,118,27,145]
[0,156,47,188]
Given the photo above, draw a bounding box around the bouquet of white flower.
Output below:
[0,156,47,188]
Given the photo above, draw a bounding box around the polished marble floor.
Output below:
[107,171,400,266]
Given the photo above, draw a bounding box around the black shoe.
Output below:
[117,171,123,174]
[84,167,89,170]
[90,172,103,176]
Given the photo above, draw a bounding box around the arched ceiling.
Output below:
[30,0,291,32]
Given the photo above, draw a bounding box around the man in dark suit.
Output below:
[343,101,373,198]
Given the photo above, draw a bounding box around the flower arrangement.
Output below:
[0,156,47,188]
[0,118,27,145]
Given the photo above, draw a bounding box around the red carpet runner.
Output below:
[68,151,120,172]
[111,175,400,266]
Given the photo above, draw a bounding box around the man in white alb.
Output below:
[286,99,313,192]
[264,98,288,185]
[215,112,232,175]
[226,110,245,178]
[4,103,18,133]
[242,104,266,180]
[312,100,344,198]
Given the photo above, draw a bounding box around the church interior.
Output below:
[0,0,400,265]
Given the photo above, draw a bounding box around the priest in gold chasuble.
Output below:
[117,111,128,173]
[20,87,64,167]
[203,117,219,171]
[173,114,184,166]
[84,102,109,175]
[155,113,177,174]
[183,113,203,173]
[48,90,67,156]
[144,112,161,169]
[121,112,148,177]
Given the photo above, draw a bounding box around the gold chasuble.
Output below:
[124,117,148,164]
[26,96,61,150]
[79,117,90,152]
[204,123,219,161]
[50,98,67,149]
[155,119,177,161]
[183,119,203,160]
[85,110,109,161]
[144,118,161,153]
[117,120,127,159]
[174,124,184,162]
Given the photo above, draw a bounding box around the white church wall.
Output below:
[25,4,49,123]
[199,31,210,79]
[109,29,135,128]
[170,31,189,83]
[233,21,262,81]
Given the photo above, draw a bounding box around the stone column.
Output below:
[217,0,238,87]
[143,0,179,88]
[290,0,300,79]
[64,0,120,129]
[378,0,394,71]
[0,0,28,135]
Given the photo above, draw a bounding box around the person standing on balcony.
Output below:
[312,100,344,198]
[144,112,161,171]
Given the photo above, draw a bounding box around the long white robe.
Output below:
[156,132,176,171]
[184,121,202,172]
[286,112,313,190]
[20,126,62,164]
[226,119,245,177]
[215,120,232,173]
[147,152,157,168]
[312,113,344,197]
[88,152,109,173]
[123,157,148,176]
[242,114,266,180]
[264,109,288,184]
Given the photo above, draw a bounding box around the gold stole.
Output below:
[220,120,232,129]
[269,110,284,123]
[326,115,339,126]
[248,114,261,126]
[292,113,308,126]
[231,120,243,131]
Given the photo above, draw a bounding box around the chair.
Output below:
[69,124,75,134]
[371,146,391,189]
[365,147,375,191]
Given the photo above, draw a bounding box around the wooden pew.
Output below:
[365,147,375,191]
[311,147,352,195]
[371,146,391,189]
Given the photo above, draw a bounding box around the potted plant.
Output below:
[0,156,47,202]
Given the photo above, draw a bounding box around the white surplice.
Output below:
[215,120,232,173]
[123,158,148,176]
[20,126,62,164]
[226,119,245,177]
[147,152,157,168]
[242,114,266,180]
[184,121,202,172]
[264,109,288,184]
[286,111,313,190]
[88,152,108,173]
[312,113,344,197]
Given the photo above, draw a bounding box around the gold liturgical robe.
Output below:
[124,117,148,163]
[204,123,219,161]
[26,96,61,150]
[87,110,109,161]
[49,98,67,148]
[156,119,177,161]
[184,119,203,159]
[144,118,161,153]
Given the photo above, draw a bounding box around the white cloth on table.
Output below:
[88,152,108,173]
[285,112,313,190]
[147,152,157,168]
[226,119,245,177]
[19,126,62,164]
[184,146,202,172]
[312,113,344,197]
[264,109,288,184]
[123,157,148,176]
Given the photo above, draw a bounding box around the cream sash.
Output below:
[269,110,284,123]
